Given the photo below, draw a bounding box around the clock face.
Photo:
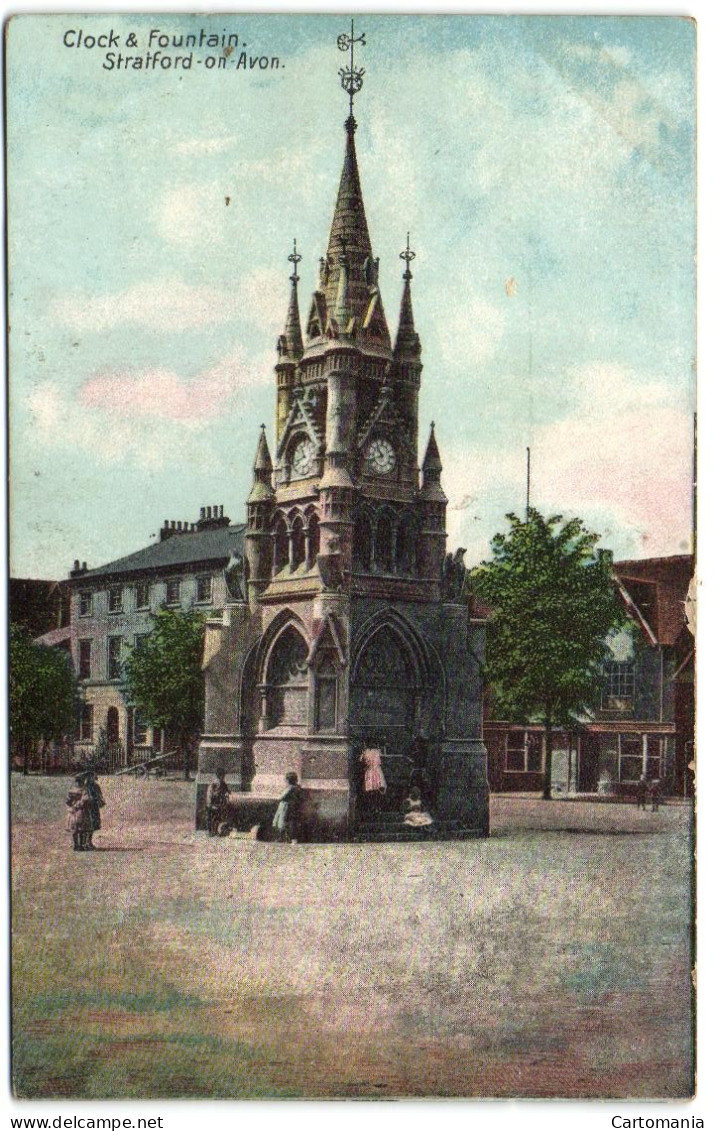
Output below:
[366,438,396,476]
[292,438,318,478]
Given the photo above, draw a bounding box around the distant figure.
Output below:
[361,745,388,813]
[649,778,662,812]
[83,770,105,849]
[206,768,230,836]
[636,775,648,810]
[272,771,303,843]
[66,776,92,852]
[403,787,433,828]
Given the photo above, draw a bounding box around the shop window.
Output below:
[505,730,543,773]
[619,736,643,782]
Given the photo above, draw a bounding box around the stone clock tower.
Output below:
[197,26,489,840]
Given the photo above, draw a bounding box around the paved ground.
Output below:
[11,775,694,1099]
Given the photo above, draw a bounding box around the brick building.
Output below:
[484,554,695,797]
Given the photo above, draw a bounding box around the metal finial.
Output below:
[288,238,301,284]
[337,19,366,120]
[400,232,416,280]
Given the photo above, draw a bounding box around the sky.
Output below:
[7,13,696,579]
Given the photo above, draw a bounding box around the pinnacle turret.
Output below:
[394,234,421,358]
[248,425,275,504]
[420,422,447,502]
[277,240,304,360]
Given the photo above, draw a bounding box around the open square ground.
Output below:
[11,777,693,1098]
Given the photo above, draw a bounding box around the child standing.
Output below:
[66,775,92,851]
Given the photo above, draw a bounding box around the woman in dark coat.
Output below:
[83,770,105,849]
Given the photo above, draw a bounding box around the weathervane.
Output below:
[288,238,301,284]
[400,232,416,280]
[337,19,366,120]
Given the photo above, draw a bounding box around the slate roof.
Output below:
[73,524,246,583]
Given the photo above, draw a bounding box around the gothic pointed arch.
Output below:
[374,505,396,573]
[273,514,289,573]
[354,504,374,572]
[259,615,310,731]
[396,509,418,575]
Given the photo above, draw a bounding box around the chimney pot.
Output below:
[213,506,219,518]
[220,505,224,517]
[82,562,87,571]
[73,559,80,571]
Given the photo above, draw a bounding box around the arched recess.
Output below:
[306,510,320,569]
[259,617,310,730]
[274,516,289,573]
[396,511,417,575]
[374,507,395,573]
[290,515,306,571]
[354,506,374,573]
[351,610,446,801]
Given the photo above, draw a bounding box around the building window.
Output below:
[79,591,92,617]
[602,661,635,709]
[166,578,181,606]
[196,576,212,604]
[78,639,91,680]
[133,712,150,746]
[618,736,643,783]
[505,730,543,773]
[108,586,123,614]
[107,636,123,681]
[134,633,149,651]
[77,703,93,742]
[135,582,150,609]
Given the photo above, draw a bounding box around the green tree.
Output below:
[9,626,78,775]
[469,509,624,799]
[122,608,205,780]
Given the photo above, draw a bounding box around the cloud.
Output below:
[78,349,275,422]
[52,278,239,333]
[175,137,236,156]
[562,43,632,68]
[444,362,693,560]
[436,288,506,369]
[25,345,276,471]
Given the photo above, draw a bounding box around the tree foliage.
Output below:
[9,626,78,773]
[469,509,624,798]
[122,608,205,778]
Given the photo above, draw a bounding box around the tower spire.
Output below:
[282,239,303,359]
[394,233,421,357]
[248,424,274,504]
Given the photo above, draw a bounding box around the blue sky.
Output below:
[7,13,695,578]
